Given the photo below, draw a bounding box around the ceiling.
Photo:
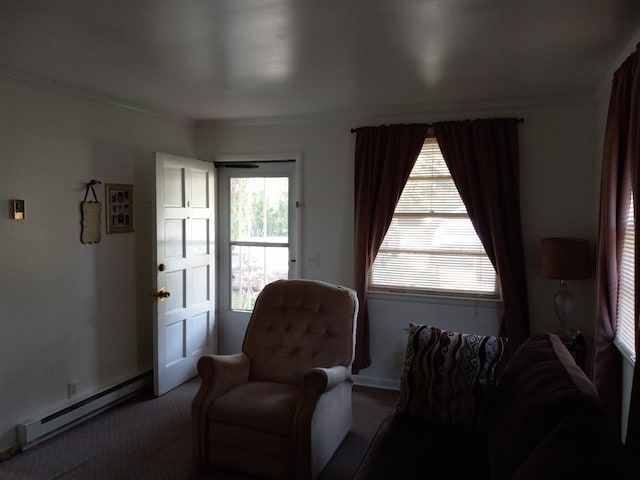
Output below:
[1,0,640,120]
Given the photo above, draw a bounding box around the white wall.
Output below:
[0,76,194,450]
[195,100,601,387]
[520,102,600,371]
[196,118,357,285]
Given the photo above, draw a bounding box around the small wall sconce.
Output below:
[538,237,591,336]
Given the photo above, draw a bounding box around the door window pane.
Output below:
[231,245,289,310]
[229,175,290,311]
[230,177,289,241]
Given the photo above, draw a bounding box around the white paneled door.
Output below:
[154,153,216,396]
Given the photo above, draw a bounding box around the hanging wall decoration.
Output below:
[81,180,102,244]
[105,183,134,233]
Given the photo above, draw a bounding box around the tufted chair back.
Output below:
[243,279,357,385]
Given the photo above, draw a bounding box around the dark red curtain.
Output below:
[593,44,640,449]
[433,118,529,355]
[352,124,429,372]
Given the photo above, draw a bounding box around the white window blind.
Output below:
[615,190,636,362]
[370,138,498,297]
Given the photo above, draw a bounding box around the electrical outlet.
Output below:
[67,381,77,399]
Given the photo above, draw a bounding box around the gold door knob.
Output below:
[152,288,171,301]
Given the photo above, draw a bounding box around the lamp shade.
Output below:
[538,237,591,280]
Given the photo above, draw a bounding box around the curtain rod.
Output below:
[350,117,525,133]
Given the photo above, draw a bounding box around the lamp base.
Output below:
[554,280,574,336]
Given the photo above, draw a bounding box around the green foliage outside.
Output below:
[230,177,289,310]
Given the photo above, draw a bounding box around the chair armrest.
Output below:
[294,365,352,437]
[294,365,353,479]
[196,352,251,396]
[191,353,250,465]
[302,365,352,393]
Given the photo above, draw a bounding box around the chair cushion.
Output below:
[395,323,506,431]
[208,381,299,435]
[243,279,358,385]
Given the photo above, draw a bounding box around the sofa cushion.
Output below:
[487,333,606,480]
[512,412,626,480]
[395,324,507,431]
[352,413,491,480]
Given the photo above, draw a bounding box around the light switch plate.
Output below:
[11,199,25,219]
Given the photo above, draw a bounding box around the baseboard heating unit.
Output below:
[16,371,152,450]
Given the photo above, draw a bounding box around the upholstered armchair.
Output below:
[192,279,359,480]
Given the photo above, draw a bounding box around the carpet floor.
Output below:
[0,379,397,480]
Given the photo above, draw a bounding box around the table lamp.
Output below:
[538,237,591,336]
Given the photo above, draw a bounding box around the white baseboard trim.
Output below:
[353,374,399,391]
[16,371,152,451]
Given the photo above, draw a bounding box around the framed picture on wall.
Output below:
[105,183,134,233]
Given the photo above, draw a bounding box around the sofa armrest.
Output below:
[191,353,250,465]
[487,334,607,480]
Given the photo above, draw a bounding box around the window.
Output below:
[217,159,297,313]
[615,189,636,362]
[229,176,290,310]
[369,138,498,297]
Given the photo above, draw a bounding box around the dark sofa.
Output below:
[353,333,628,480]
